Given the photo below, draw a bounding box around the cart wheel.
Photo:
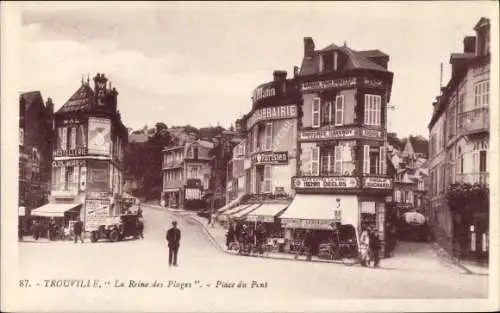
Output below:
[109,230,119,242]
[90,231,98,243]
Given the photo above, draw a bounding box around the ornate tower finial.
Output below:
[343,40,347,47]
[87,74,90,84]
[81,75,84,85]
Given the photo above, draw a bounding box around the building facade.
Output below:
[427,17,490,262]
[284,37,394,253]
[19,92,54,218]
[161,140,214,210]
[35,73,128,231]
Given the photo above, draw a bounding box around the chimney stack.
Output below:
[304,37,315,57]
[273,70,287,81]
[463,36,476,54]
[293,66,299,78]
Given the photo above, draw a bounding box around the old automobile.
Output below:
[90,214,143,242]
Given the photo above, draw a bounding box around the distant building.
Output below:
[19,92,54,217]
[427,17,490,262]
[161,139,214,210]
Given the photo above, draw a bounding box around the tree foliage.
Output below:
[446,182,489,214]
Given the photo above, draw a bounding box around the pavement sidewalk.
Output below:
[143,204,489,275]
[429,242,489,276]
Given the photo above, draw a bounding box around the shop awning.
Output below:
[246,203,289,223]
[216,194,244,214]
[31,203,82,217]
[218,204,252,221]
[280,194,357,230]
[231,204,261,219]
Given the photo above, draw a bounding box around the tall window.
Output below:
[479,150,487,172]
[474,81,489,107]
[264,123,273,151]
[321,100,333,126]
[263,165,271,193]
[311,146,320,176]
[312,97,321,128]
[320,143,354,176]
[363,145,370,174]
[364,94,382,126]
[320,147,334,175]
[58,127,67,150]
[335,95,344,126]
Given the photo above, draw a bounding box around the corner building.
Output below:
[283,38,394,253]
[32,74,128,232]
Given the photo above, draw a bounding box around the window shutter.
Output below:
[265,122,273,151]
[379,146,386,175]
[311,146,320,176]
[363,145,370,174]
[334,145,342,175]
[376,96,381,126]
[364,95,369,125]
[252,127,258,152]
[333,52,338,71]
[264,165,272,193]
[60,166,66,189]
[312,97,321,128]
[472,151,480,172]
[335,95,344,126]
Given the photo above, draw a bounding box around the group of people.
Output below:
[19,218,84,243]
[225,222,267,254]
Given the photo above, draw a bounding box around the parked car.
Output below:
[90,214,143,242]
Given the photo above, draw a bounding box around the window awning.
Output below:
[218,204,252,221]
[231,204,261,219]
[216,194,244,214]
[246,203,289,223]
[280,194,358,230]
[31,203,82,217]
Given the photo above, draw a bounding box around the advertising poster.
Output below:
[87,161,109,191]
[85,199,111,231]
[88,117,111,156]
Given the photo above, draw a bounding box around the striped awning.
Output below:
[31,203,82,217]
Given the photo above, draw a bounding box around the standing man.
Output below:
[73,217,84,243]
[166,221,181,266]
[369,229,381,267]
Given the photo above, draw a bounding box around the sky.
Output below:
[16,1,495,138]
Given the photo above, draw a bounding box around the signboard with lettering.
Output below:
[363,177,393,190]
[292,176,359,190]
[299,127,383,142]
[185,188,201,200]
[363,78,385,89]
[61,118,85,126]
[252,84,277,103]
[247,105,297,129]
[252,151,289,165]
[52,160,87,168]
[301,78,357,92]
[85,199,110,231]
[299,128,357,141]
[53,147,88,157]
[281,218,340,230]
[87,191,112,199]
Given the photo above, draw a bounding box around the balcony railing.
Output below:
[455,172,489,185]
[458,107,489,135]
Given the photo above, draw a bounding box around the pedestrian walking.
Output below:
[73,217,84,243]
[208,212,212,226]
[137,218,144,239]
[166,221,181,266]
[226,223,235,250]
[369,229,381,267]
[32,220,40,240]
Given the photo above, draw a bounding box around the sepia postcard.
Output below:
[1,1,499,312]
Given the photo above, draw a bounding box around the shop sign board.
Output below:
[85,199,110,231]
[52,159,87,168]
[363,177,393,189]
[281,218,340,230]
[185,188,201,200]
[87,191,112,199]
[299,127,383,142]
[292,176,359,190]
[252,151,289,165]
[247,105,297,129]
[53,147,88,157]
[299,128,357,141]
[362,78,385,89]
[301,78,357,92]
[247,215,275,223]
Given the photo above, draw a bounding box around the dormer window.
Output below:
[322,51,340,72]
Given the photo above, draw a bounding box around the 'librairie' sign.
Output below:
[292,176,359,190]
[247,105,297,129]
[252,151,289,165]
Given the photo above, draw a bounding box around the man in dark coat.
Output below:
[166,221,181,266]
[73,217,84,243]
[304,230,314,261]
[369,230,381,267]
